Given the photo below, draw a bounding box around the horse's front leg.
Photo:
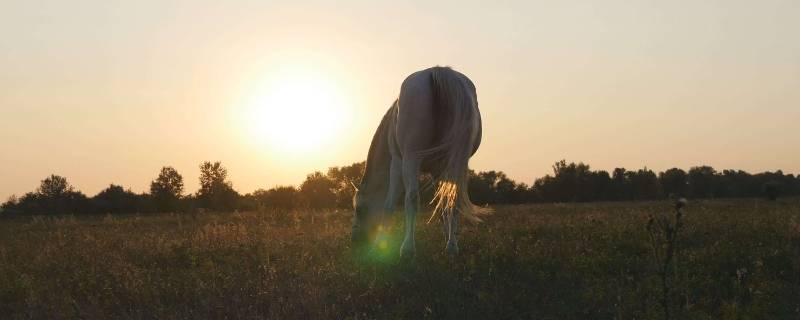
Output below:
[383,156,403,221]
[399,157,421,259]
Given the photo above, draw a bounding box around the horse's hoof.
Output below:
[350,232,362,243]
[400,248,416,260]
[446,242,459,257]
[350,226,367,244]
[399,252,416,264]
[400,242,416,260]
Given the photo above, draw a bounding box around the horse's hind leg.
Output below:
[395,70,436,259]
[399,157,421,259]
[446,209,459,256]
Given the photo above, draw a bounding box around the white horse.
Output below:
[351,66,488,258]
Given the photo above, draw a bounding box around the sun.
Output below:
[238,67,350,154]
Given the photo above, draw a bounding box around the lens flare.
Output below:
[353,229,398,265]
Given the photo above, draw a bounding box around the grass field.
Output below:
[1,199,798,319]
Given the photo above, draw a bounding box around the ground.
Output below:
[1,199,798,319]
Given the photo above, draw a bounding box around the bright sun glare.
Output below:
[239,67,349,154]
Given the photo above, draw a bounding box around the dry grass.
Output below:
[1,199,798,319]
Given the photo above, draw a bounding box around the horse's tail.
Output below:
[420,66,492,223]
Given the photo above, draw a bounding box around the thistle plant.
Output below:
[646,198,687,320]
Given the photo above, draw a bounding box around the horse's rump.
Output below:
[417,66,491,222]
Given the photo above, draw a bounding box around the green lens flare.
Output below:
[355,229,398,264]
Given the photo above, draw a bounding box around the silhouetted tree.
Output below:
[38,174,71,198]
[468,170,496,205]
[494,172,518,203]
[795,175,800,195]
[197,161,239,211]
[468,170,526,204]
[611,168,630,201]
[543,160,599,202]
[762,181,781,201]
[510,182,535,204]
[6,175,91,214]
[588,170,613,201]
[551,160,579,202]
[299,171,337,209]
[628,168,660,200]
[688,166,717,198]
[3,160,799,215]
[1,195,19,214]
[716,169,754,198]
[150,166,184,212]
[13,193,37,213]
[659,168,688,198]
[794,175,800,195]
[250,186,298,210]
[532,175,554,203]
[92,184,143,214]
[326,162,366,208]
[480,171,504,203]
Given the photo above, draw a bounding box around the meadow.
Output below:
[1,199,798,319]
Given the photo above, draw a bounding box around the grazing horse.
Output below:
[351,66,488,258]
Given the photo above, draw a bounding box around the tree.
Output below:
[762,181,781,201]
[547,160,595,202]
[494,172,518,203]
[197,161,239,211]
[659,168,688,198]
[3,159,798,215]
[299,171,337,209]
[326,162,365,208]
[588,170,613,201]
[510,182,534,204]
[551,160,579,202]
[467,170,525,204]
[611,168,630,200]
[1,195,18,214]
[688,166,717,198]
[150,166,184,212]
[795,175,800,195]
[717,169,753,198]
[628,168,660,200]
[92,184,142,214]
[28,175,90,214]
[251,186,298,209]
[469,170,498,204]
[38,174,72,198]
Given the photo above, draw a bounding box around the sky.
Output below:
[1,0,799,200]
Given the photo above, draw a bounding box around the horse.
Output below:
[351,66,489,258]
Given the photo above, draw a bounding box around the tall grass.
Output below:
[646,199,686,320]
[0,199,798,319]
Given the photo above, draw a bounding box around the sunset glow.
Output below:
[1,1,798,199]
[1,2,799,317]
[237,67,351,155]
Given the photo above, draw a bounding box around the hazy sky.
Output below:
[1,0,799,200]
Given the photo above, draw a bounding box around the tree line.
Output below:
[2,160,798,215]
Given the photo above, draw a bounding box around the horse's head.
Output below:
[350,184,381,245]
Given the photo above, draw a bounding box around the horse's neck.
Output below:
[360,103,396,204]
